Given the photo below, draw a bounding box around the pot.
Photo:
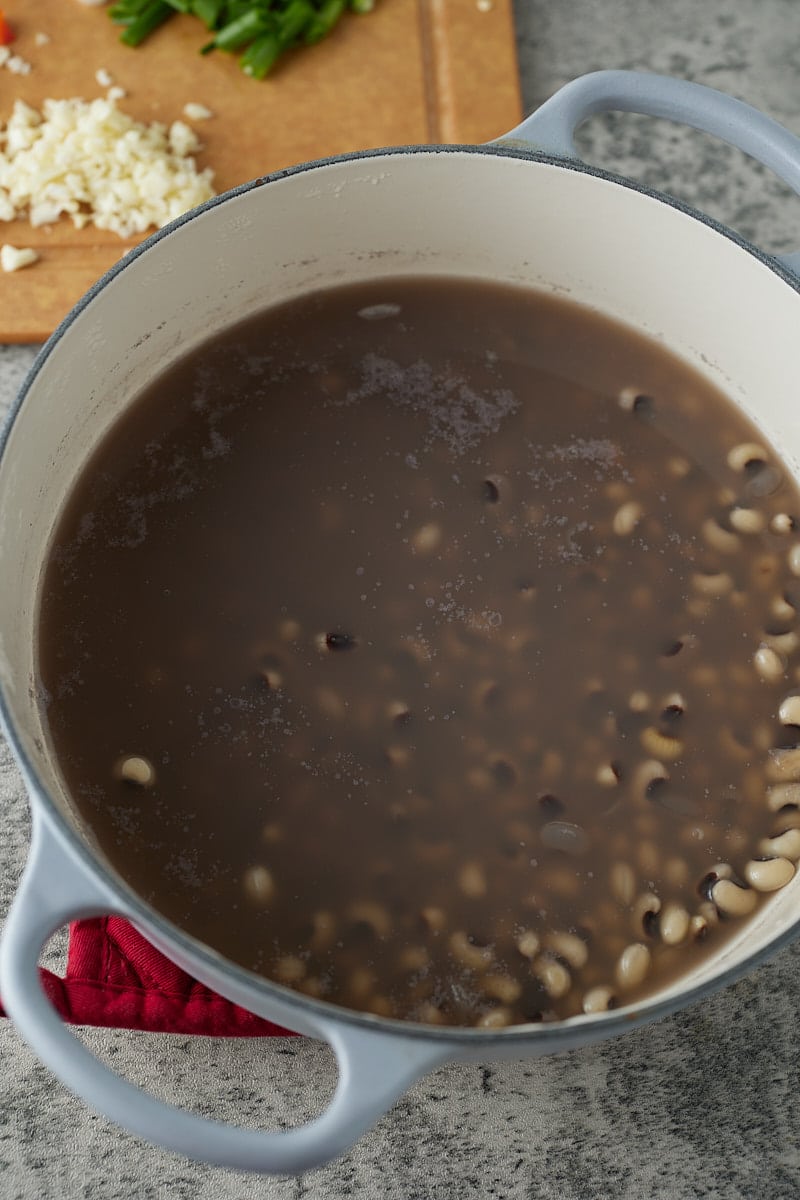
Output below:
[1,70,800,1176]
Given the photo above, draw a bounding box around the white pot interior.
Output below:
[1,146,799,1016]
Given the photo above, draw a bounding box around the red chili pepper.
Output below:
[0,11,15,46]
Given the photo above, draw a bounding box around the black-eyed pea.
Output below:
[637,840,660,877]
[402,635,433,663]
[516,930,540,959]
[767,782,800,811]
[582,986,616,1014]
[710,878,757,916]
[753,553,782,592]
[691,571,733,596]
[753,722,776,752]
[770,808,800,832]
[614,943,651,990]
[466,766,493,791]
[539,749,564,783]
[488,756,518,787]
[778,696,800,726]
[770,513,796,535]
[730,507,766,535]
[532,955,571,999]
[610,861,636,906]
[612,501,643,536]
[262,822,283,845]
[366,995,393,1017]
[663,857,690,888]
[766,631,800,657]
[309,910,336,951]
[632,759,669,799]
[629,690,651,713]
[387,700,412,725]
[316,686,346,719]
[243,865,275,905]
[770,595,796,625]
[459,861,488,899]
[420,906,447,934]
[689,914,709,940]
[727,442,768,473]
[595,762,619,787]
[298,977,324,998]
[545,869,583,900]
[789,545,800,577]
[702,517,740,554]
[767,747,800,782]
[718,728,752,763]
[697,900,720,928]
[668,455,691,477]
[632,891,661,935]
[273,955,306,984]
[417,1003,445,1025]
[758,828,800,860]
[384,745,411,768]
[744,857,795,892]
[260,667,284,691]
[474,679,501,709]
[399,946,429,972]
[476,1007,513,1029]
[412,522,442,554]
[483,974,523,1004]
[545,931,589,970]
[755,645,787,683]
[279,617,301,641]
[348,967,377,1000]
[617,387,641,412]
[659,902,690,945]
[640,727,683,761]
[348,901,391,938]
[691,665,719,688]
[449,931,493,970]
[116,755,155,786]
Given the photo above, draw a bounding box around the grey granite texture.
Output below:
[2,1,800,1196]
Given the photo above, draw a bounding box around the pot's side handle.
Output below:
[0,809,446,1175]
[497,70,800,276]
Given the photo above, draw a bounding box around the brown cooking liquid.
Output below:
[38,277,800,1027]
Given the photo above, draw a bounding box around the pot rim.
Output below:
[3,139,800,1048]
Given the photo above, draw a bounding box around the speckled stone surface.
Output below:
[2,3,800,1195]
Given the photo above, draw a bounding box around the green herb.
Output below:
[107,0,376,77]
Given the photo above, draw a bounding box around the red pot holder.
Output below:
[0,915,295,1036]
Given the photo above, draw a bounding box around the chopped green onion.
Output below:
[210,8,270,49]
[108,0,378,76]
[240,32,282,77]
[276,0,314,46]
[304,0,345,44]
[192,0,225,27]
[110,0,174,46]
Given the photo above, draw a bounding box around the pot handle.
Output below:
[498,70,800,275]
[0,809,446,1175]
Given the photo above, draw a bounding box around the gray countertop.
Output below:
[2,2,800,1196]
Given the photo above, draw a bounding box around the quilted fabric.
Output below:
[0,916,295,1036]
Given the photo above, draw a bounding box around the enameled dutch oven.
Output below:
[1,71,800,1175]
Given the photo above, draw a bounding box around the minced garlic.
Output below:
[1,244,39,272]
[0,96,216,238]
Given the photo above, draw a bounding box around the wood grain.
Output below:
[0,0,521,341]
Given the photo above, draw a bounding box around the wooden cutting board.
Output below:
[0,0,522,342]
